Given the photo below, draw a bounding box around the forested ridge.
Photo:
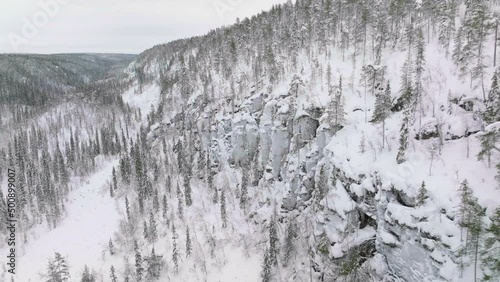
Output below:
[1,0,500,281]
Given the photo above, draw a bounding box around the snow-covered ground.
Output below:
[122,84,161,118]
[0,159,120,281]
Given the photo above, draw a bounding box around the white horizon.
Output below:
[0,0,289,54]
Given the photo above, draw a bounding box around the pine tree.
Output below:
[417,181,428,206]
[269,216,279,267]
[477,128,500,168]
[125,197,131,222]
[485,69,500,124]
[172,223,179,274]
[328,77,346,133]
[112,167,118,191]
[220,189,227,228]
[261,248,273,282]
[46,252,70,282]
[177,184,184,220]
[149,211,157,243]
[162,194,168,221]
[396,106,411,164]
[240,170,249,210]
[110,266,118,282]
[109,183,114,198]
[186,227,192,257]
[372,82,392,148]
[134,240,143,282]
[109,238,115,255]
[282,217,297,267]
[145,247,162,281]
[184,174,192,206]
[153,189,160,213]
[482,207,500,281]
[143,221,149,241]
[80,265,95,282]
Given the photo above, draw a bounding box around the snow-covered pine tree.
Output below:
[485,69,500,124]
[45,252,70,282]
[282,217,297,267]
[220,189,227,228]
[109,238,115,255]
[328,77,346,133]
[162,194,168,221]
[110,265,118,282]
[125,197,131,222]
[417,181,428,206]
[109,183,114,198]
[176,183,184,220]
[134,240,143,282]
[80,265,95,282]
[145,247,162,281]
[482,207,500,281]
[143,221,149,241]
[183,174,192,206]
[112,167,118,191]
[396,105,411,164]
[261,248,273,282]
[186,226,192,257]
[372,82,392,148]
[153,188,160,212]
[172,222,179,274]
[240,169,249,210]
[149,211,157,243]
[269,215,279,267]
[477,128,500,168]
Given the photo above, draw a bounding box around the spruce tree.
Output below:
[125,197,131,222]
[109,183,114,198]
[482,207,500,281]
[143,221,149,241]
[153,189,160,213]
[112,167,118,191]
[145,247,162,281]
[282,217,297,267]
[149,211,157,243]
[80,265,95,282]
[184,174,192,206]
[485,69,500,124]
[328,77,346,133]
[109,238,115,255]
[172,223,179,274]
[261,248,273,282]
[240,170,249,210]
[162,194,168,221]
[134,240,143,282]
[396,106,411,164]
[186,227,192,257]
[176,184,184,220]
[372,82,392,148]
[110,266,118,282]
[269,216,279,267]
[417,181,428,206]
[220,189,227,228]
[477,128,500,168]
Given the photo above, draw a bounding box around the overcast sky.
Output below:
[0,0,288,54]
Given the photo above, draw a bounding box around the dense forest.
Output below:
[1,0,500,281]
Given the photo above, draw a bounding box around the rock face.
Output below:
[144,79,466,281]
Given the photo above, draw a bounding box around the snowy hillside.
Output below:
[2,0,500,282]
